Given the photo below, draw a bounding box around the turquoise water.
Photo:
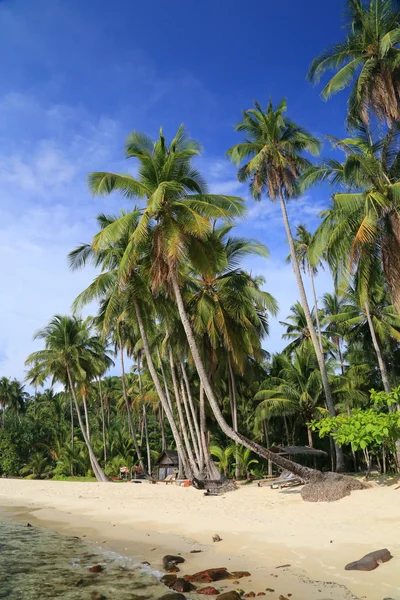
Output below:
[0,517,166,599]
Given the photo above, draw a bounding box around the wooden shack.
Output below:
[155,450,179,480]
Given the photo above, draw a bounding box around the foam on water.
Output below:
[0,517,167,599]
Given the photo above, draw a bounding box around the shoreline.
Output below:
[1,479,399,599]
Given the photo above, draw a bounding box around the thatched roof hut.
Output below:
[155,450,179,480]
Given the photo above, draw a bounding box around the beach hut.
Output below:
[155,450,179,480]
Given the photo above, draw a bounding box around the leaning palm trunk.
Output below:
[97,377,107,464]
[168,347,199,475]
[118,339,146,473]
[66,368,109,482]
[82,394,91,440]
[179,368,202,466]
[364,302,391,393]
[227,355,239,479]
[137,355,152,476]
[181,361,204,469]
[309,266,323,353]
[278,190,345,472]
[132,297,193,478]
[169,269,313,480]
[157,348,173,413]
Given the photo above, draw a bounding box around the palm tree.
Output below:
[210,444,235,476]
[0,378,26,427]
[25,315,110,482]
[304,126,400,313]
[256,348,325,450]
[327,281,400,392]
[227,99,345,471]
[280,302,334,355]
[69,211,194,478]
[308,0,400,127]
[88,125,317,480]
[286,225,324,351]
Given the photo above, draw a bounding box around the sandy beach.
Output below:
[0,479,399,600]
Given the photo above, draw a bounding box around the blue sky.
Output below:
[0,0,350,379]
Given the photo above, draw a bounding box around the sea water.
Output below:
[0,517,166,599]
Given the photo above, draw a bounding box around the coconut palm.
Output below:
[327,280,400,392]
[0,378,26,426]
[69,211,195,478]
[88,125,318,480]
[286,225,325,351]
[227,99,345,471]
[256,348,325,449]
[304,125,400,313]
[308,0,400,127]
[25,315,110,482]
[280,302,334,355]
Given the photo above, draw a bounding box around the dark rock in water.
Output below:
[190,550,202,554]
[171,578,195,592]
[163,555,185,569]
[160,574,177,588]
[91,593,106,600]
[230,571,251,579]
[26,523,32,528]
[212,534,222,543]
[197,587,219,595]
[275,564,291,569]
[184,568,231,583]
[141,561,151,566]
[345,548,392,571]
[165,564,180,573]
[160,593,186,600]
[244,593,255,598]
[88,565,103,573]
[265,590,274,594]
[216,592,241,600]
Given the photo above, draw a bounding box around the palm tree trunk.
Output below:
[364,301,400,469]
[228,354,239,480]
[82,394,91,441]
[364,302,391,392]
[157,348,173,413]
[142,404,151,475]
[97,377,107,464]
[159,407,166,450]
[137,354,152,476]
[278,190,345,473]
[199,383,216,477]
[118,336,146,474]
[168,347,199,475]
[70,394,74,450]
[179,370,202,466]
[181,361,204,469]
[132,296,193,478]
[66,367,109,482]
[263,419,273,477]
[283,415,290,446]
[309,266,323,353]
[169,269,315,481]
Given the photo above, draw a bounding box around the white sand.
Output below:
[0,479,399,600]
